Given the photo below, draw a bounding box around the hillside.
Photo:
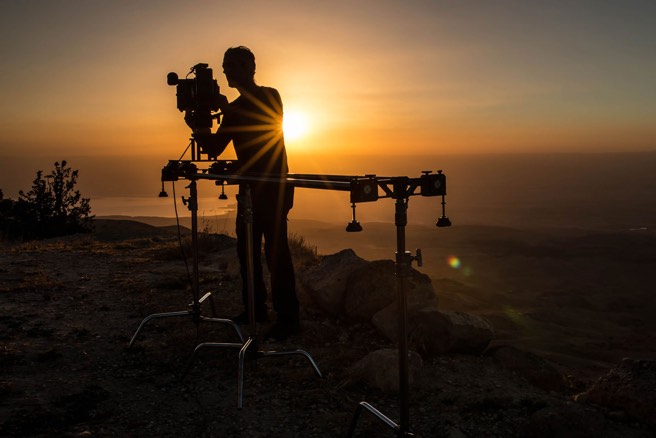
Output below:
[0,219,654,437]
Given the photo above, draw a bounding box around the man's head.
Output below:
[222,46,256,89]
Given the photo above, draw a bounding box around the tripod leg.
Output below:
[182,341,243,379]
[237,337,254,409]
[347,402,402,437]
[128,310,191,348]
[199,316,245,343]
[259,349,323,378]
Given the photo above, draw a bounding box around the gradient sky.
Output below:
[1,0,655,165]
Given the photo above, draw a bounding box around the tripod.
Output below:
[188,183,322,409]
[128,178,244,348]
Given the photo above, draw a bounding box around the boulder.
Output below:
[373,307,493,356]
[487,345,565,392]
[371,302,436,344]
[577,358,656,427]
[344,259,437,322]
[346,348,423,393]
[299,249,368,316]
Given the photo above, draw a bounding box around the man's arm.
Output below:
[194,129,231,160]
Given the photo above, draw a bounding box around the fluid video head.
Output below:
[167,63,222,132]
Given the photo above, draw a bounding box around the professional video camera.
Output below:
[167,63,222,133]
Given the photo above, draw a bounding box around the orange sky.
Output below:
[1,1,655,192]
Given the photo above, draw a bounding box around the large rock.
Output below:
[343,260,437,322]
[373,307,493,356]
[299,249,368,316]
[371,302,435,343]
[577,358,656,427]
[346,348,423,393]
[487,345,565,392]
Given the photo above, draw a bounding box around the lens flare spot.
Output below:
[447,256,461,269]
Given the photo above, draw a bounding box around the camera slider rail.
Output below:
[159,159,451,231]
[161,159,447,199]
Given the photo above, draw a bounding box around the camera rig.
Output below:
[138,61,453,437]
[167,63,223,135]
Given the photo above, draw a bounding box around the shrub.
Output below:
[1,161,94,240]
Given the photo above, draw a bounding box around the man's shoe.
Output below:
[263,319,300,342]
[232,309,269,325]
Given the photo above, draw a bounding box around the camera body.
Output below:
[167,63,222,132]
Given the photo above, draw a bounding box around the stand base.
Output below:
[190,336,323,408]
[128,292,244,348]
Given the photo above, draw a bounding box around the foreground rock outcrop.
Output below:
[300,249,369,315]
[576,358,656,427]
[300,249,493,356]
[343,259,437,322]
[373,306,493,356]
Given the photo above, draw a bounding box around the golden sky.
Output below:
[1,0,655,164]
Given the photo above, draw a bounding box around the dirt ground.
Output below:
[1,220,653,437]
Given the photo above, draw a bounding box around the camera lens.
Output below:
[167,72,179,86]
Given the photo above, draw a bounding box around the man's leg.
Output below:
[263,213,299,323]
[255,189,299,341]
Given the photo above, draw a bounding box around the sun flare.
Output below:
[283,110,309,141]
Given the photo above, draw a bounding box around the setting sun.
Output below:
[283,110,309,141]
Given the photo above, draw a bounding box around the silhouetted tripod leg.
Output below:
[348,402,403,437]
[128,310,191,348]
[259,349,322,378]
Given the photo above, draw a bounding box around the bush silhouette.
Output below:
[1,161,94,240]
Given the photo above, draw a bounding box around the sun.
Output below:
[283,110,309,141]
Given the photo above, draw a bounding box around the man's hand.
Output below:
[193,131,219,159]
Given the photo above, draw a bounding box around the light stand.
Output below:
[347,179,426,438]
[189,184,322,409]
[128,177,245,348]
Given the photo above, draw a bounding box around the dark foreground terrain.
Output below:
[1,219,654,437]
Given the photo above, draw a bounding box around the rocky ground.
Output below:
[1,220,654,437]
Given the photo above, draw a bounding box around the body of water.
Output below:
[92,195,235,219]
[91,152,656,232]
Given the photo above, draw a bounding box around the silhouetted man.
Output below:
[192,46,298,341]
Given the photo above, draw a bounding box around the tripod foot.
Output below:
[182,341,244,380]
[348,401,410,437]
[259,349,323,378]
[237,338,255,409]
[199,316,245,343]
